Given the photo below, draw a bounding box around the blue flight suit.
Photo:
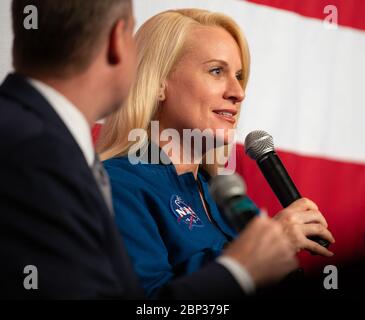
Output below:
[104,146,257,297]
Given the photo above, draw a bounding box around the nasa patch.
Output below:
[170,195,204,230]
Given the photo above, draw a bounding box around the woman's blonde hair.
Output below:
[97,8,250,175]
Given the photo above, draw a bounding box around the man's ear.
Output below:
[107,20,126,65]
[158,82,167,102]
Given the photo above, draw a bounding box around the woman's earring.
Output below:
[158,93,165,101]
[158,83,166,101]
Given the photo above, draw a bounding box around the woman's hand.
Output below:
[273,198,335,257]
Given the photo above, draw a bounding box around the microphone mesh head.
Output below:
[244,130,275,160]
[209,173,247,207]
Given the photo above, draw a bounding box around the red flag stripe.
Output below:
[92,123,102,146]
[245,0,365,31]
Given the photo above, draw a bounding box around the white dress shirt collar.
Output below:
[28,78,95,167]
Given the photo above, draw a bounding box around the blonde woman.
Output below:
[97,9,334,297]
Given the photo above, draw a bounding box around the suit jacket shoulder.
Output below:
[0,93,44,155]
[0,74,143,299]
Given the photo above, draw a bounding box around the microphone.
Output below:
[209,173,259,232]
[244,130,329,249]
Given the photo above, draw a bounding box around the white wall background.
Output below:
[0,0,12,81]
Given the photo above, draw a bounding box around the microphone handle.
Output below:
[223,196,259,232]
[257,152,329,249]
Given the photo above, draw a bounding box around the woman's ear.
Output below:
[158,82,167,102]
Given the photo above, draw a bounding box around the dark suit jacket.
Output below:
[0,74,245,299]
